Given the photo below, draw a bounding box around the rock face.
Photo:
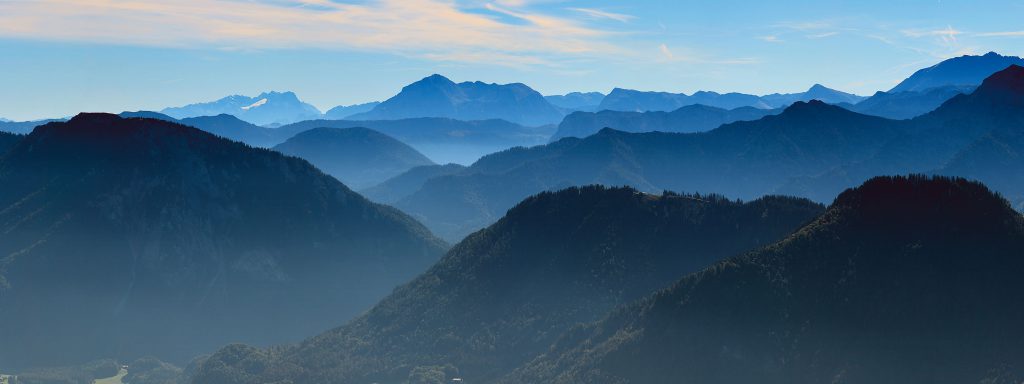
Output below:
[510,175,1024,384]
[349,74,565,126]
[272,127,435,189]
[191,185,824,384]
[0,114,446,370]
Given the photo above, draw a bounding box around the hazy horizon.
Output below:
[2,0,1023,120]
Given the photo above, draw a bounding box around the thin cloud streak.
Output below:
[976,31,1024,37]
[0,0,621,66]
[567,7,635,23]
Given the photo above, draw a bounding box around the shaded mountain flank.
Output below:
[272,127,435,189]
[192,186,824,384]
[0,114,446,370]
[509,175,1024,384]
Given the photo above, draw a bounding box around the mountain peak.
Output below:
[782,99,831,112]
[830,175,1016,229]
[68,112,121,124]
[419,73,455,84]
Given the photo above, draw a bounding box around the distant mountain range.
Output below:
[391,99,905,241]
[552,104,780,140]
[192,186,824,384]
[0,114,446,370]
[844,84,976,119]
[360,163,467,204]
[544,92,606,111]
[349,74,565,126]
[890,51,1024,92]
[379,65,1024,242]
[597,84,865,112]
[781,64,1024,205]
[113,112,548,165]
[274,117,555,165]
[272,127,435,189]
[324,102,381,120]
[0,118,66,134]
[509,176,1024,384]
[161,91,322,126]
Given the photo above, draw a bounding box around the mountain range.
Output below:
[161,91,322,126]
[193,175,1024,384]
[323,102,381,120]
[381,65,1024,242]
[597,84,865,112]
[274,117,554,165]
[360,163,467,204]
[544,92,606,111]
[191,186,824,384]
[890,51,1024,92]
[509,176,1024,384]
[272,127,435,189]
[843,84,976,119]
[348,74,565,126]
[551,104,780,140]
[0,114,446,370]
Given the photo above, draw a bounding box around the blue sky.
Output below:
[1,0,1023,120]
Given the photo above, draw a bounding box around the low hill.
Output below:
[273,127,435,189]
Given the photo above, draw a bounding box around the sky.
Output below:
[1,0,1023,120]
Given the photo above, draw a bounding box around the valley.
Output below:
[1,6,1023,382]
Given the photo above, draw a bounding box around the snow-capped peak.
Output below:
[241,98,268,110]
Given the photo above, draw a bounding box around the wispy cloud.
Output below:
[901,25,962,44]
[567,7,635,23]
[0,0,623,66]
[976,31,1024,37]
[808,31,839,39]
[659,43,674,59]
[757,35,784,43]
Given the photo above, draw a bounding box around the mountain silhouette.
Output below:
[348,74,565,126]
[161,91,322,126]
[0,114,446,370]
[324,101,381,119]
[846,84,974,119]
[397,100,903,241]
[889,52,1024,93]
[191,186,824,384]
[544,92,606,111]
[0,118,66,134]
[274,117,555,165]
[360,163,467,204]
[510,175,1024,384]
[397,66,1024,241]
[782,65,1024,203]
[272,127,435,189]
[598,84,863,112]
[551,104,779,140]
